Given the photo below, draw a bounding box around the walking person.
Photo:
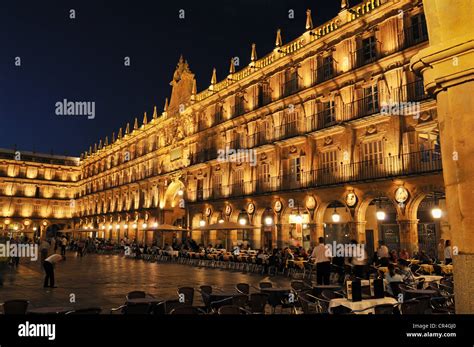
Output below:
[43,253,64,288]
[311,237,332,285]
[60,236,67,257]
[39,239,50,264]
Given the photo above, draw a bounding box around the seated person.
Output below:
[384,263,403,296]
[397,259,416,286]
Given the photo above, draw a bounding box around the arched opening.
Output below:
[415,191,446,260]
[322,200,351,246]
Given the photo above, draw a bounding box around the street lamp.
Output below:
[331,208,341,223]
[431,194,442,219]
[264,216,273,226]
[177,189,184,197]
[238,209,248,226]
[142,223,147,229]
[376,199,386,221]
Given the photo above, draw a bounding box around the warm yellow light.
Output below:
[332,211,341,223]
[153,222,158,228]
[239,218,247,226]
[376,210,386,221]
[199,220,206,227]
[142,223,147,229]
[132,223,137,229]
[431,207,442,219]
[264,216,273,226]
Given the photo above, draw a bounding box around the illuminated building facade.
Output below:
[1,0,447,258]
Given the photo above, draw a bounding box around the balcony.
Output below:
[342,94,380,122]
[231,104,245,118]
[189,148,219,165]
[307,109,338,132]
[351,41,382,69]
[247,131,272,148]
[396,80,432,103]
[274,120,302,141]
[188,150,442,201]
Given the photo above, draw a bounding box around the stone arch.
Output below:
[162,179,185,209]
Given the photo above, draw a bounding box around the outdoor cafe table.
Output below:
[419,264,435,274]
[28,306,74,314]
[127,297,162,304]
[287,259,307,269]
[209,292,235,303]
[441,264,453,274]
[377,266,389,274]
[329,297,398,314]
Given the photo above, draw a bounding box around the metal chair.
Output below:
[321,289,344,301]
[248,293,268,314]
[110,302,151,314]
[259,282,273,289]
[65,307,102,315]
[126,291,147,300]
[3,300,29,314]
[218,305,250,315]
[236,283,250,295]
[232,294,249,308]
[170,306,206,315]
[177,286,194,306]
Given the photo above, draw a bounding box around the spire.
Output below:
[152,106,158,119]
[275,29,283,48]
[89,146,92,155]
[112,132,116,143]
[306,9,313,30]
[98,139,103,150]
[191,79,197,102]
[229,58,236,74]
[164,98,169,112]
[341,0,348,9]
[211,68,217,85]
[118,128,123,139]
[251,43,257,62]
[93,143,97,152]
[133,117,138,130]
[125,123,130,135]
[105,136,108,146]
[143,112,148,126]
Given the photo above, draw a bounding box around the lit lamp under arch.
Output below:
[431,193,443,219]
[331,207,341,223]
[238,210,248,226]
[376,199,386,221]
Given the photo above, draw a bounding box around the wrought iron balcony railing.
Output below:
[189,150,442,202]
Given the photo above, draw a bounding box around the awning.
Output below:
[61,228,99,233]
[197,221,258,231]
[144,224,189,232]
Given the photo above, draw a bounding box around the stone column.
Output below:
[311,223,325,246]
[348,221,367,243]
[397,219,419,256]
[410,0,474,314]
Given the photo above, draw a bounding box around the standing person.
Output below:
[438,238,445,263]
[444,240,453,265]
[311,237,332,285]
[77,239,85,257]
[350,240,368,279]
[376,240,390,266]
[43,254,64,288]
[39,239,50,263]
[60,236,67,257]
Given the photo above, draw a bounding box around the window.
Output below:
[258,163,271,188]
[212,174,222,197]
[233,95,245,117]
[362,140,383,165]
[196,179,204,200]
[258,83,271,107]
[283,69,298,97]
[320,150,338,174]
[290,157,301,182]
[364,85,379,114]
[214,104,224,124]
[322,101,336,125]
[410,14,428,44]
[319,55,334,82]
[362,36,377,64]
[232,170,244,195]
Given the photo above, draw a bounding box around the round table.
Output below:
[415,275,443,289]
[127,297,161,304]
[419,264,434,274]
[441,265,453,274]
[28,306,74,314]
[403,289,437,300]
[329,297,397,314]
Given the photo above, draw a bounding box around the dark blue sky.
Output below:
[0,0,348,157]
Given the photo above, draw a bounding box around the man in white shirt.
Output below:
[444,240,453,265]
[376,240,390,266]
[43,254,64,288]
[311,237,332,285]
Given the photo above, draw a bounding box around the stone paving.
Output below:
[0,252,291,312]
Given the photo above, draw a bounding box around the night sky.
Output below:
[0,0,352,157]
